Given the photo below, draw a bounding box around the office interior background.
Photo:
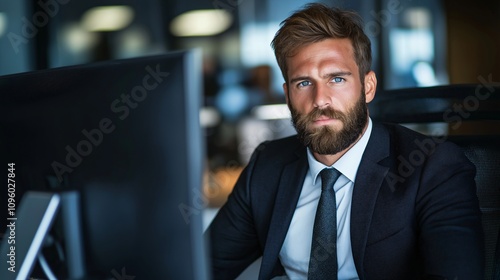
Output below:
[1,0,500,219]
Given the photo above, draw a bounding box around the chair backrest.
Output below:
[371,84,500,280]
[370,84,500,125]
[449,135,500,280]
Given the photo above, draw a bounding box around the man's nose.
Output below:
[313,84,331,109]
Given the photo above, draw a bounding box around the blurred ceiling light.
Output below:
[200,107,221,127]
[61,23,98,54]
[170,9,232,37]
[404,7,431,29]
[116,26,150,57]
[82,5,134,32]
[0,12,7,38]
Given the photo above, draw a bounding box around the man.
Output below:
[207,3,484,279]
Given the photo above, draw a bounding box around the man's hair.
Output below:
[271,3,372,83]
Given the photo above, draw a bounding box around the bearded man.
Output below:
[206,3,484,280]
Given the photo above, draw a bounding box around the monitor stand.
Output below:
[0,191,60,280]
[0,191,86,280]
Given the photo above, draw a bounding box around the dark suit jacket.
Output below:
[207,122,484,280]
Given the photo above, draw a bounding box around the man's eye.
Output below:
[298,81,311,87]
[332,77,345,83]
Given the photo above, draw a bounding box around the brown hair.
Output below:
[271,3,372,83]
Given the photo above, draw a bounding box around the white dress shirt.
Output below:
[279,118,373,280]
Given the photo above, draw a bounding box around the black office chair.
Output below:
[370,84,500,280]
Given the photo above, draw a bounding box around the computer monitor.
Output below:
[0,50,208,279]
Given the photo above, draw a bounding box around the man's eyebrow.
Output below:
[289,76,310,84]
[322,71,352,79]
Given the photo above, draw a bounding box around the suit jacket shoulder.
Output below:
[351,122,483,279]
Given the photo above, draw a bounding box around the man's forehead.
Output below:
[286,39,358,77]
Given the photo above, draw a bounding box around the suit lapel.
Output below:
[259,146,308,279]
[258,123,392,279]
[350,123,391,279]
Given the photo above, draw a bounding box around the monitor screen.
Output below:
[0,50,208,279]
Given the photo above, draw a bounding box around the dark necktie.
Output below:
[308,168,341,280]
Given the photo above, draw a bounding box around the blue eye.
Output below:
[332,77,345,83]
[298,81,312,88]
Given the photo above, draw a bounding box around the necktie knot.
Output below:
[320,168,341,191]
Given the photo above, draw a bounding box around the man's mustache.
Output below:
[304,107,346,123]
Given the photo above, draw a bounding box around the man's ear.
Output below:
[364,71,377,104]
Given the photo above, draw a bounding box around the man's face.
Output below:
[283,38,376,155]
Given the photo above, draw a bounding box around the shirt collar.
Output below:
[307,118,373,185]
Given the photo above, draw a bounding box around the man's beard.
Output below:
[290,90,368,155]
